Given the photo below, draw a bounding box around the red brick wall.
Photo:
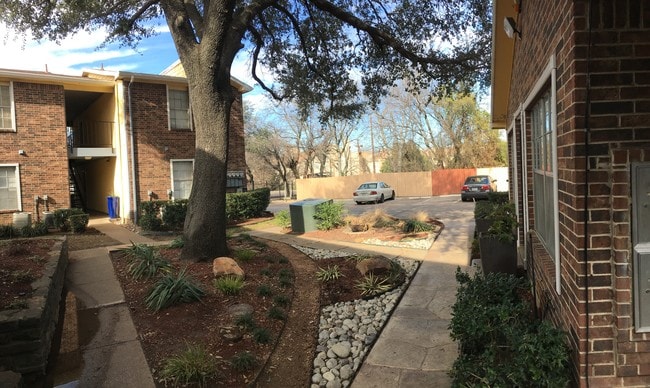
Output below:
[0,82,69,225]
[127,81,248,209]
[506,0,650,385]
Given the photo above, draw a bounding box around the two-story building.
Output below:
[492,0,650,385]
[0,61,251,225]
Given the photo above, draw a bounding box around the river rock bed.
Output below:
[291,245,420,388]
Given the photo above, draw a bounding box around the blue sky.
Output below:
[0,24,270,109]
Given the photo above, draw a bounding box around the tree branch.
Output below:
[248,25,286,100]
[308,0,468,67]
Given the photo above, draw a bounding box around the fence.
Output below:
[295,167,509,200]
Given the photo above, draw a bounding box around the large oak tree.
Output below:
[1,0,491,261]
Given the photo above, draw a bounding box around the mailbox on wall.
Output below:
[632,163,650,332]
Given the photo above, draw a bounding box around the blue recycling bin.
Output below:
[107,196,119,218]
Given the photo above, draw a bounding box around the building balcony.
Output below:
[67,121,116,159]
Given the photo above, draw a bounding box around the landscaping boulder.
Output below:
[212,257,245,278]
[356,256,392,277]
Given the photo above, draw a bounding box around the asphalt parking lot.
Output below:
[267,195,475,223]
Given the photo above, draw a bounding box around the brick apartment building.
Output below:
[492,0,650,386]
[0,61,251,225]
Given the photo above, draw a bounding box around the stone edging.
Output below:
[0,237,68,381]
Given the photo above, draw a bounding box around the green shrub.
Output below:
[273,294,291,307]
[145,268,205,311]
[20,222,48,237]
[231,351,257,372]
[233,248,256,262]
[252,327,272,344]
[473,201,495,220]
[0,224,18,239]
[274,210,291,228]
[52,208,86,232]
[235,313,255,331]
[160,343,218,387]
[487,191,510,204]
[139,212,163,231]
[214,275,245,295]
[69,213,90,233]
[402,219,433,233]
[162,200,188,229]
[267,306,286,320]
[314,201,345,231]
[257,284,273,297]
[449,268,570,387]
[226,188,271,222]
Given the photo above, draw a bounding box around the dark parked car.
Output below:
[461,175,497,201]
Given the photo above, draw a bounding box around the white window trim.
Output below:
[524,55,560,294]
[166,86,192,131]
[0,82,17,132]
[0,163,22,211]
[170,159,194,200]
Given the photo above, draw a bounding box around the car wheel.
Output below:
[355,201,361,205]
[379,194,385,203]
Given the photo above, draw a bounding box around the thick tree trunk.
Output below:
[180,74,234,261]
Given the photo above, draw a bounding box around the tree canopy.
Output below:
[1,0,493,261]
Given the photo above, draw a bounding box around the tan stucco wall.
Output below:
[84,158,116,213]
[295,169,510,200]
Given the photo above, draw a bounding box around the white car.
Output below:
[353,181,395,204]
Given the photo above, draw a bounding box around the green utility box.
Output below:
[289,198,331,233]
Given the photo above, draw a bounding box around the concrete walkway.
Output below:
[247,212,473,388]
[59,211,472,387]
[60,219,156,387]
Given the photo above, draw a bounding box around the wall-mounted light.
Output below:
[18,149,26,156]
[504,17,521,39]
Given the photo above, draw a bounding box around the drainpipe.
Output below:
[128,76,138,225]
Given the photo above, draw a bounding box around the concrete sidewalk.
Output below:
[247,213,472,388]
[58,210,472,387]
[59,219,157,388]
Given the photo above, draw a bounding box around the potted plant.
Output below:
[479,202,517,275]
[474,201,496,234]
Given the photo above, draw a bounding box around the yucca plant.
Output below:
[355,273,392,297]
[316,265,343,282]
[214,275,245,295]
[145,268,205,311]
[160,343,218,387]
[126,245,172,280]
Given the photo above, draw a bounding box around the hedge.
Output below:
[139,188,271,231]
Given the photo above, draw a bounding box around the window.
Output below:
[0,82,15,131]
[171,160,193,199]
[226,171,244,189]
[531,89,556,259]
[168,88,191,130]
[0,165,20,211]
